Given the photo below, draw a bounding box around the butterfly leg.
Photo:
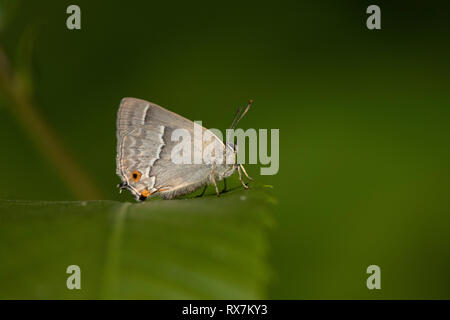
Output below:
[221,178,227,194]
[238,165,249,189]
[210,175,220,196]
[196,185,207,197]
[240,164,254,181]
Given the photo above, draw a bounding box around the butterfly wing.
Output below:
[116,97,226,200]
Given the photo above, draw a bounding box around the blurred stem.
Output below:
[0,46,103,200]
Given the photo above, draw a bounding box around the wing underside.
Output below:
[116,97,225,200]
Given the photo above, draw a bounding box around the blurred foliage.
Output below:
[0,0,450,299]
[0,186,274,299]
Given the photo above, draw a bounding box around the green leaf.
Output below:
[0,186,274,299]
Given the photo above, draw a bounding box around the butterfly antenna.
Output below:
[229,105,243,129]
[232,100,253,129]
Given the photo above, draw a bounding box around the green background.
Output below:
[1,0,450,299]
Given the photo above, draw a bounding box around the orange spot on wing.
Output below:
[130,170,142,182]
[141,189,151,198]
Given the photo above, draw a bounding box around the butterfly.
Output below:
[116,98,253,201]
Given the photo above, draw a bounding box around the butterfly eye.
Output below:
[130,170,142,182]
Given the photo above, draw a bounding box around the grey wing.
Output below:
[148,125,214,199]
[116,97,223,200]
[116,98,167,198]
